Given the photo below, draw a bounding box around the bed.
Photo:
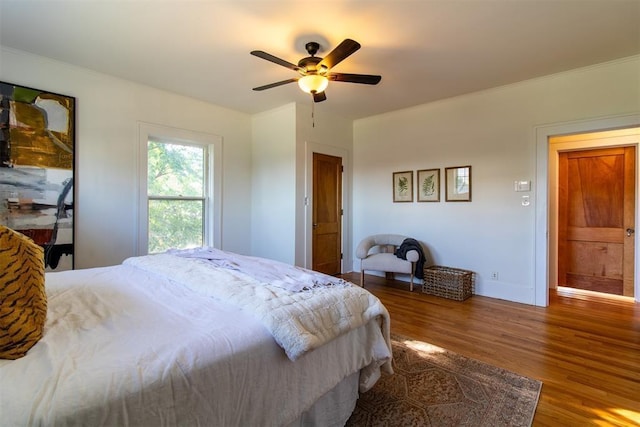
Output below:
[0,245,392,426]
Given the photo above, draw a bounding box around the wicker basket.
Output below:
[422,266,474,301]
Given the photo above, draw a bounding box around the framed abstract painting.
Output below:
[0,81,75,270]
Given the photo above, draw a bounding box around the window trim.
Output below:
[137,122,222,255]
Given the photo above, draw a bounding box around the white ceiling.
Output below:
[1,0,639,120]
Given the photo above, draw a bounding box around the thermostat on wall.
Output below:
[514,180,531,192]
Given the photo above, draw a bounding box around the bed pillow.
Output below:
[0,225,47,359]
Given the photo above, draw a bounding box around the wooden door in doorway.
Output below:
[558,146,635,296]
[312,153,342,275]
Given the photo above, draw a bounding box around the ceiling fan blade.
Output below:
[250,50,301,72]
[313,92,327,103]
[252,78,298,91]
[317,39,361,70]
[328,73,382,85]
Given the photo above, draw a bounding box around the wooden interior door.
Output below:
[312,153,342,275]
[558,146,635,296]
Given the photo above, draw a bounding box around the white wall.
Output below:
[250,102,354,269]
[1,47,354,272]
[250,104,297,263]
[352,56,640,304]
[5,44,637,301]
[295,103,353,270]
[0,47,253,268]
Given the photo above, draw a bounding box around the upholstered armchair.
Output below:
[356,234,421,291]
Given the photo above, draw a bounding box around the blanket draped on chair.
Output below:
[395,238,426,279]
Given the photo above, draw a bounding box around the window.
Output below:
[147,140,205,253]
[138,123,221,255]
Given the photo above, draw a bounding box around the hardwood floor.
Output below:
[340,272,640,427]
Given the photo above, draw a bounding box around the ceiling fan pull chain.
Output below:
[312,98,315,128]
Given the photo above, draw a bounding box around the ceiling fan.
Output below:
[250,39,381,103]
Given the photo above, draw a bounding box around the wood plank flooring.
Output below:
[340,272,640,427]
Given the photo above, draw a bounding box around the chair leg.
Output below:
[360,269,365,288]
[410,262,415,291]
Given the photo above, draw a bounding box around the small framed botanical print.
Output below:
[417,169,440,202]
[392,171,413,202]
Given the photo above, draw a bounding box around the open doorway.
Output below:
[550,127,640,299]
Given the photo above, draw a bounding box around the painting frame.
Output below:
[0,81,76,271]
[445,165,472,202]
[417,168,440,202]
[392,170,413,202]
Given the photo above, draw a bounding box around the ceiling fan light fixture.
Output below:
[298,74,328,94]
[251,39,380,103]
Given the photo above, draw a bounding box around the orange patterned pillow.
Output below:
[0,225,47,359]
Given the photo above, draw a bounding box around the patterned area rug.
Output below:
[346,335,542,427]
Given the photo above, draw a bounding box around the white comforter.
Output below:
[0,254,392,427]
[125,248,392,362]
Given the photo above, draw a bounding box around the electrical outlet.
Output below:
[490,271,499,280]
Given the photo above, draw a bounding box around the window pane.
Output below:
[147,141,204,197]
[148,199,203,253]
[455,169,469,193]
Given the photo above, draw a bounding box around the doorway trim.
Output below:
[304,141,351,272]
[535,113,640,306]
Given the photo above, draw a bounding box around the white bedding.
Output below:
[125,248,392,362]
[0,254,392,426]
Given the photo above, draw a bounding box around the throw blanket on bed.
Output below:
[124,249,391,367]
[167,247,350,293]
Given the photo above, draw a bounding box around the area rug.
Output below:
[346,335,542,427]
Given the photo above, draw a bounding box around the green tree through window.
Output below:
[147,140,206,253]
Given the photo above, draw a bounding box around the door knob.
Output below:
[313,223,318,229]
[626,228,635,237]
